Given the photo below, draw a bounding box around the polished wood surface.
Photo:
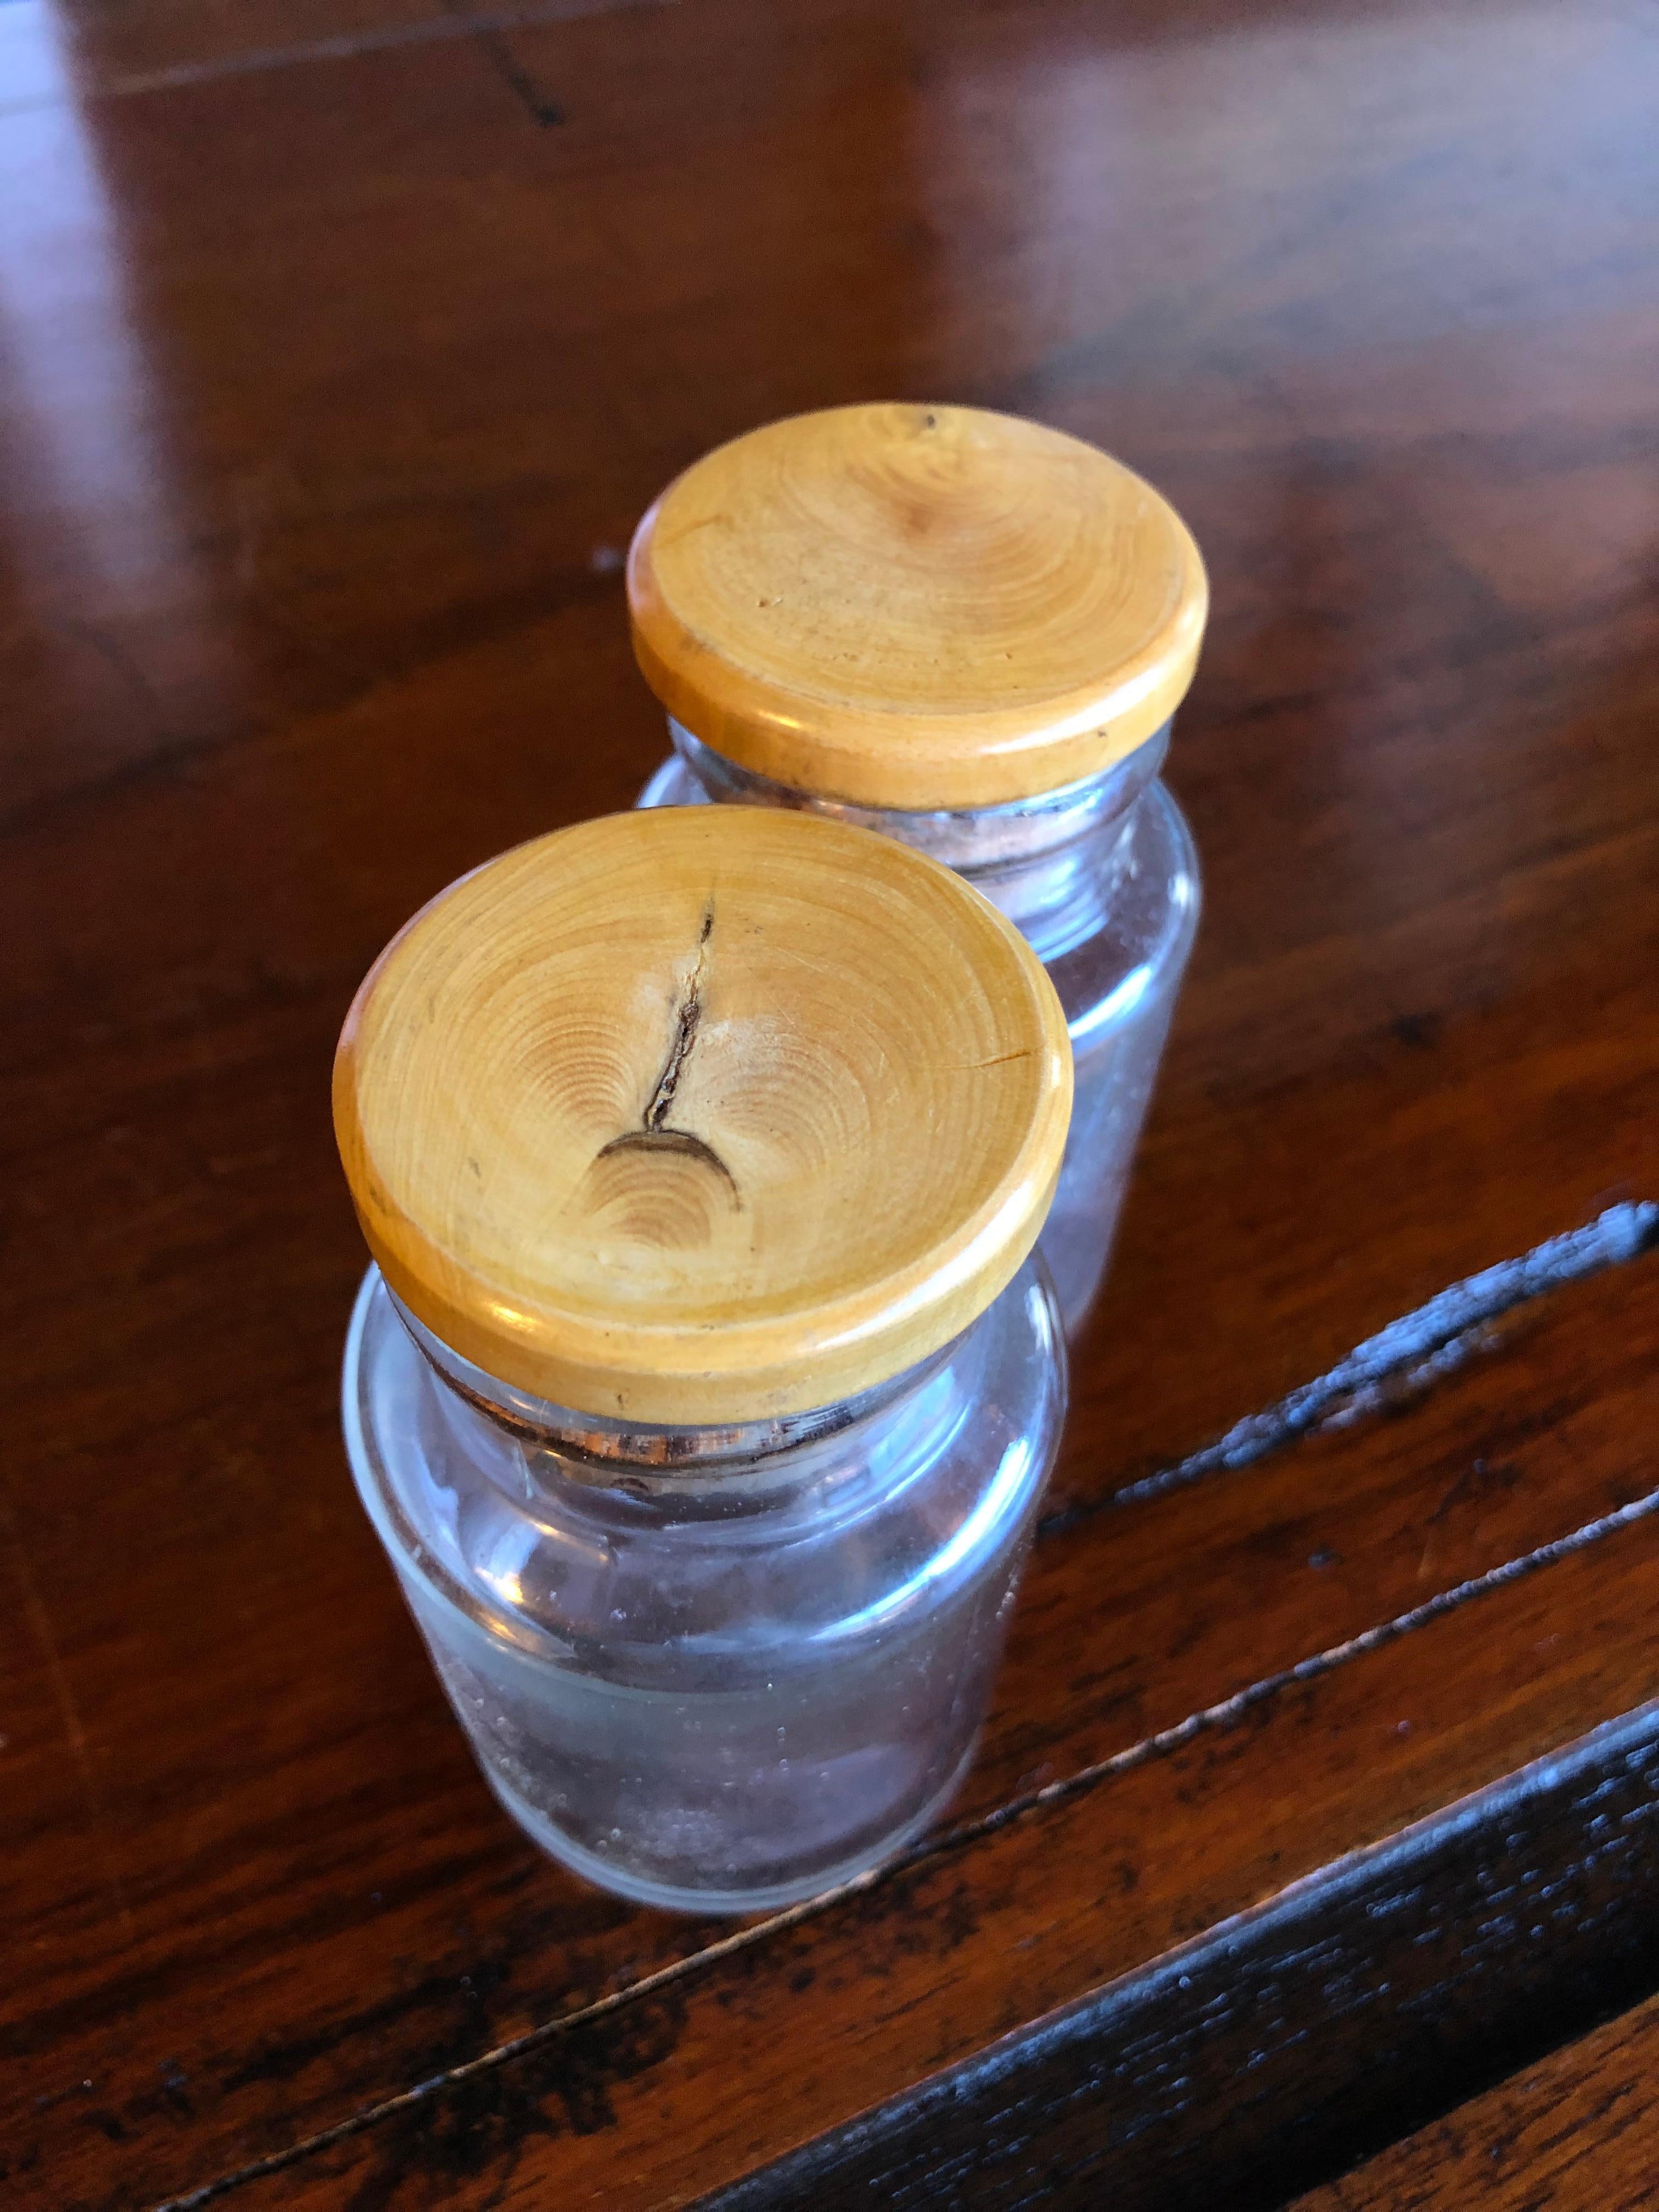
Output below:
[335,806,1070,1419]
[627,404,1206,807]
[1289,1990,1659,2211]
[727,1661,1659,2211]
[3,0,1657,2205]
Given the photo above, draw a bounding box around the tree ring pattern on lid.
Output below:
[629,403,1207,810]
[335,808,1073,1424]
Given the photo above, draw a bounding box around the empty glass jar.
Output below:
[343,1255,1063,1912]
[631,403,1206,1333]
[335,806,1072,1911]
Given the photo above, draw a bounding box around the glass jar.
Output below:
[628,403,1207,1335]
[334,806,1072,1911]
[342,1255,1062,1912]
[640,723,1198,1332]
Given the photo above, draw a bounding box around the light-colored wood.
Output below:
[627,403,1208,810]
[334,808,1072,1423]
[1286,1988,1659,2212]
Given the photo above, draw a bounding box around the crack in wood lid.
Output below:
[334,809,1073,1424]
[628,403,1208,810]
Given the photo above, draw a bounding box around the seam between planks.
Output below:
[146,1201,1659,2211]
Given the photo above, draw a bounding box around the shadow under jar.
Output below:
[334,807,1073,1913]
[631,404,1206,1335]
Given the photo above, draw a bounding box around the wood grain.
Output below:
[710,1706,1659,2211]
[2,0,1657,2204]
[155,1250,1659,2208]
[627,404,1206,807]
[3,1218,1654,2206]
[335,807,1070,1418]
[1288,1990,1659,2212]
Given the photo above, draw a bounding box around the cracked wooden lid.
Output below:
[628,403,1208,810]
[334,808,1072,1423]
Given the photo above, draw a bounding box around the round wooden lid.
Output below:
[334,809,1072,1424]
[628,403,1207,810]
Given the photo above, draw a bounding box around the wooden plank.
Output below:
[1288,1990,1659,2212]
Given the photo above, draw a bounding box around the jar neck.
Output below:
[668,720,1170,962]
[390,1286,968,1528]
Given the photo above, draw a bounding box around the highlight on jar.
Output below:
[333,804,1074,1914]
[631,402,1206,1336]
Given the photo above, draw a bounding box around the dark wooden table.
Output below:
[4,1,1657,2204]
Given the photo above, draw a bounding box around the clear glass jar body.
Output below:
[342,1258,1065,1914]
[640,724,1201,1334]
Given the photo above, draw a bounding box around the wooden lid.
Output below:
[334,809,1072,1424]
[628,403,1207,810]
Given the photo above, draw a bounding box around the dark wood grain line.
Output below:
[436,0,568,125]
[142,1285,1659,2209]
[463,21,567,125]
[146,1893,855,2211]
[1041,1201,1659,1537]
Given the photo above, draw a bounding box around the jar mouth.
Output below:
[668,719,1169,873]
[389,1284,955,1479]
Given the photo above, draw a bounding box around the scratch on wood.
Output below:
[465,18,565,125]
[1042,1201,1659,1538]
